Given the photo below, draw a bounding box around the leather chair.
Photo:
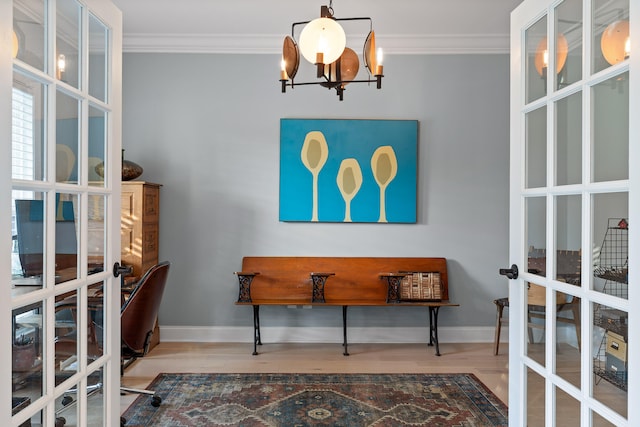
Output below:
[120,261,170,374]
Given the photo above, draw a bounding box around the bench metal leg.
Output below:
[342,306,349,356]
[252,305,261,355]
[428,306,441,356]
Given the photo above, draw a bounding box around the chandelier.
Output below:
[279,1,383,101]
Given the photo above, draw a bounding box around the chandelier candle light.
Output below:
[279,0,384,100]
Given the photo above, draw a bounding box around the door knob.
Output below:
[499,264,519,280]
[113,262,133,278]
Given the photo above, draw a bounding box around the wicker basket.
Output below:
[400,272,442,301]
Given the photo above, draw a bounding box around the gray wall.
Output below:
[121,53,510,330]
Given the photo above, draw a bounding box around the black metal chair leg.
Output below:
[342,306,349,356]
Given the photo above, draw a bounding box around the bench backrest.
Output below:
[240,257,449,303]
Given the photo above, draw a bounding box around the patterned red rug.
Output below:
[121,373,508,426]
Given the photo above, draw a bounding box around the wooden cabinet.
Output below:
[121,181,162,349]
[121,181,161,278]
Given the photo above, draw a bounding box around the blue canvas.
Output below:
[280,119,418,223]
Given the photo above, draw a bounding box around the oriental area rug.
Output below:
[121,373,508,427]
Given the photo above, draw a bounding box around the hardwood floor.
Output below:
[120,341,509,415]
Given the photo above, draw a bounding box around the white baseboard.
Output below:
[159,325,500,344]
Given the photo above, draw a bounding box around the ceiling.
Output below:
[110,0,524,54]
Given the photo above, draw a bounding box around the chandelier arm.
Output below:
[286,79,380,87]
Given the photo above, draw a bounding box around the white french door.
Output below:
[1,0,122,425]
[509,0,638,425]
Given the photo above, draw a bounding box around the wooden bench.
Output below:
[234,257,459,356]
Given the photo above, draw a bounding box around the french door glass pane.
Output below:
[55,192,78,284]
[87,282,104,363]
[592,72,629,183]
[556,0,583,88]
[555,194,581,282]
[527,196,547,276]
[88,106,106,187]
[592,0,630,74]
[87,365,106,426]
[12,73,45,182]
[55,290,79,386]
[555,92,582,186]
[88,195,105,272]
[555,386,580,426]
[592,301,628,417]
[12,301,44,412]
[12,190,45,289]
[56,0,81,87]
[13,0,46,71]
[555,293,581,388]
[88,15,108,102]
[526,281,546,366]
[527,367,545,426]
[592,410,618,426]
[526,107,547,188]
[56,92,79,184]
[591,192,628,298]
[526,16,548,103]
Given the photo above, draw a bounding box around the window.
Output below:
[11,87,35,276]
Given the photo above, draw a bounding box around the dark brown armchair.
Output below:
[120,261,171,374]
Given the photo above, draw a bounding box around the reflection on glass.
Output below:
[526,16,548,103]
[87,366,105,425]
[13,0,46,71]
[55,193,79,283]
[89,14,108,102]
[55,385,79,425]
[12,73,45,182]
[555,0,583,88]
[592,0,630,74]
[88,195,105,274]
[87,282,105,364]
[592,302,628,417]
[591,193,628,298]
[555,387,580,425]
[88,106,106,187]
[526,197,547,276]
[55,291,79,386]
[526,107,547,188]
[556,92,582,186]
[592,410,618,426]
[12,191,45,288]
[56,0,81,87]
[592,72,628,182]
[555,291,581,389]
[526,281,546,367]
[527,367,545,426]
[12,301,44,410]
[56,91,80,184]
[55,366,105,426]
[556,195,582,283]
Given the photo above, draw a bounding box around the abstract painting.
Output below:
[280,119,418,223]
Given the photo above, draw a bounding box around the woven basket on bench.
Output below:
[400,272,442,301]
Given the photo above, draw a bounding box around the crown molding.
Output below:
[122,33,510,55]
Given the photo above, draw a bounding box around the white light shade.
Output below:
[601,20,630,65]
[299,17,346,65]
[12,30,18,58]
